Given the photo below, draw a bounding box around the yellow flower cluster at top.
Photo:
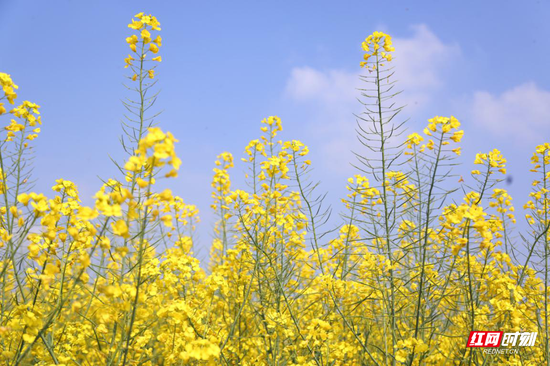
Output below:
[124,127,181,180]
[360,31,395,69]
[406,115,463,156]
[344,175,381,210]
[260,115,283,138]
[529,142,550,173]
[471,149,507,176]
[0,73,42,143]
[7,101,42,143]
[125,12,162,80]
[0,73,18,106]
[211,152,234,212]
[524,143,550,225]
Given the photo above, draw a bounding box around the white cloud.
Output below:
[284,24,460,172]
[471,82,550,144]
[393,24,459,91]
[286,67,359,104]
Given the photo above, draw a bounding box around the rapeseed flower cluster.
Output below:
[360,31,394,69]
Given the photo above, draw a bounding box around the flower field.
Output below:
[0,13,549,366]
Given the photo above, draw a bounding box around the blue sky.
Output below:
[1,1,549,258]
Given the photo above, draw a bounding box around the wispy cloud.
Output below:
[470,82,550,145]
